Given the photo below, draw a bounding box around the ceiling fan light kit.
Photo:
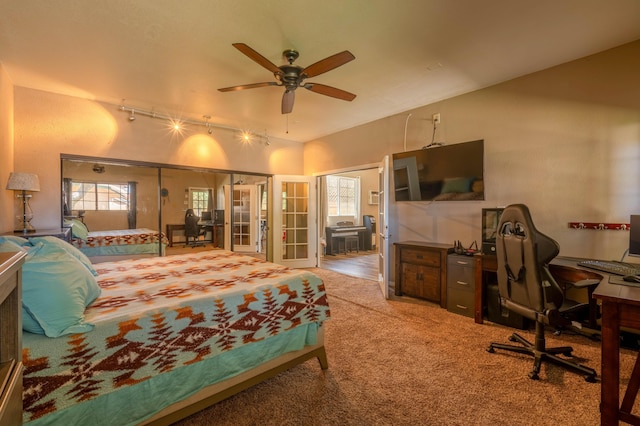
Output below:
[218,43,356,114]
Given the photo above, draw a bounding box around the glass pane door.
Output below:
[273,175,317,268]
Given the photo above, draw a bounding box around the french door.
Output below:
[223,184,257,252]
[272,175,317,268]
[378,156,390,298]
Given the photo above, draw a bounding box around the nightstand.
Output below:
[5,227,72,243]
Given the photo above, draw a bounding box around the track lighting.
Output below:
[203,115,213,134]
[118,101,271,144]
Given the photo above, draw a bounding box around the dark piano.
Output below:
[325,223,367,255]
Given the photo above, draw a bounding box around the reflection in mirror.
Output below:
[62,158,163,262]
[63,160,159,231]
[160,168,230,250]
[61,156,271,261]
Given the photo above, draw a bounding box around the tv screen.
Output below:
[630,215,640,257]
[392,139,484,201]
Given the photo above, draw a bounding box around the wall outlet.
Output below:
[432,113,441,124]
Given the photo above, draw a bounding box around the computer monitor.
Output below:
[200,211,212,221]
[630,215,640,257]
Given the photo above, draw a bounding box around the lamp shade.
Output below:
[6,172,40,191]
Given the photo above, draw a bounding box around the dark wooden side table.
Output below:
[394,241,452,308]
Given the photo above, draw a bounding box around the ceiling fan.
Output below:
[218,43,356,114]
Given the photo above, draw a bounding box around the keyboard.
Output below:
[578,259,640,276]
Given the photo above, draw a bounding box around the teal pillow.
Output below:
[0,240,27,253]
[0,235,31,246]
[29,236,98,276]
[70,219,89,241]
[440,177,473,194]
[22,242,101,337]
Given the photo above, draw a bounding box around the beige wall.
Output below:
[0,64,15,232]
[304,40,640,261]
[11,89,305,231]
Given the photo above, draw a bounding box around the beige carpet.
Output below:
[175,268,639,425]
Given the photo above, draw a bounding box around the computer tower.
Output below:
[486,282,529,330]
[482,208,503,255]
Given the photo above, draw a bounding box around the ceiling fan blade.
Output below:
[232,43,281,74]
[282,90,295,114]
[302,50,355,78]
[218,82,278,92]
[303,83,356,101]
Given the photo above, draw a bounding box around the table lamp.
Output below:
[6,172,40,233]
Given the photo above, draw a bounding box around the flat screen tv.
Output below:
[392,139,484,201]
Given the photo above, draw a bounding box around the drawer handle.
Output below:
[456,260,469,265]
[456,304,468,310]
[456,281,469,286]
[417,254,423,259]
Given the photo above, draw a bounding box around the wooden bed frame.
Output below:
[142,327,327,425]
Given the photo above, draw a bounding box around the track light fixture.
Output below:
[117,101,272,145]
[203,115,213,134]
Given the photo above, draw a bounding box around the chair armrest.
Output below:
[571,278,601,289]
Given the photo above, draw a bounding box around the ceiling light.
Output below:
[203,115,213,134]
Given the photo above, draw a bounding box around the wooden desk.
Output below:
[594,276,640,425]
[166,223,222,247]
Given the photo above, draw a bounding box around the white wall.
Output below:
[0,64,15,232]
[304,40,640,261]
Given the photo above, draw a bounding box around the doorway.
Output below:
[318,166,379,282]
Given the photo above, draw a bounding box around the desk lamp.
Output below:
[6,172,40,233]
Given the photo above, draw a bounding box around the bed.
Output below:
[69,225,169,262]
[16,245,330,425]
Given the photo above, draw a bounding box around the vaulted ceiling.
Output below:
[1,0,639,143]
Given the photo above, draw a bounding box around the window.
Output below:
[71,181,129,211]
[326,175,360,217]
[189,187,210,216]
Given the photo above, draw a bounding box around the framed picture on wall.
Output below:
[368,190,379,205]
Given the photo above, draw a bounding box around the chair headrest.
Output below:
[499,204,559,264]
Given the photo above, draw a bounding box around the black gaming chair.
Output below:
[185,209,206,247]
[486,204,597,382]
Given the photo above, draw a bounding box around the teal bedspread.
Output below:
[71,228,168,257]
[22,250,330,424]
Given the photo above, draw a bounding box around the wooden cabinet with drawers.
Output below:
[0,251,26,425]
[446,253,480,318]
[394,242,452,307]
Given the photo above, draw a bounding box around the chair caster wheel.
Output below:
[528,372,540,380]
[508,336,517,342]
[585,375,596,383]
[563,351,572,357]
[487,346,495,353]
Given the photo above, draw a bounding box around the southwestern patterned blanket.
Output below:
[70,228,168,256]
[22,250,330,424]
